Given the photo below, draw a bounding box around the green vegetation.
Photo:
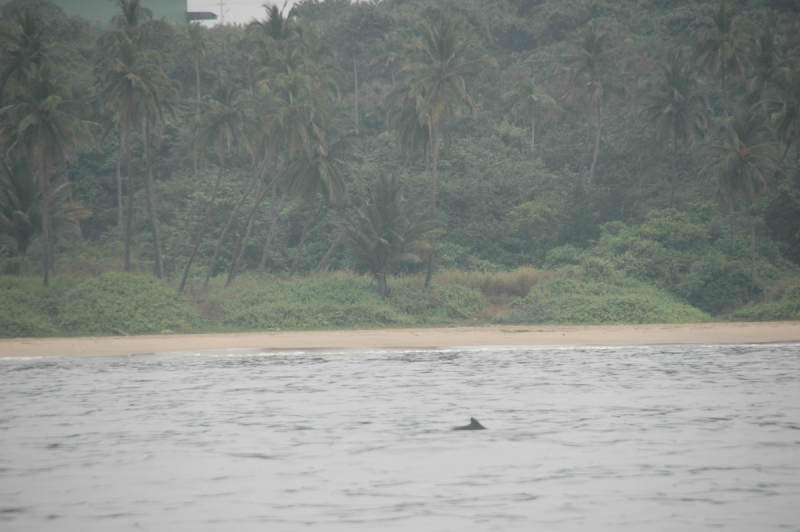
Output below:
[58,273,201,335]
[495,278,709,325]
[1,0,800,337]
[223,276,482,330]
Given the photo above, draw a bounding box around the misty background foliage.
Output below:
[1,0,799,336]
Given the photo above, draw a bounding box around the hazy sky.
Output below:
[188,1,299,26]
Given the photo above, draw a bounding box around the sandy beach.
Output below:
[1,321,799,358]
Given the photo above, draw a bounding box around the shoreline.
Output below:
[2,321,799,358]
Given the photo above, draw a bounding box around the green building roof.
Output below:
[1,0,190,26]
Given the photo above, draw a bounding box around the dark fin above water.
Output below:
[453,417,487,431]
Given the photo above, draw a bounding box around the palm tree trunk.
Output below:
[40,160,52,287]
[19,249,27,277]
[669,132,677,208]
[116,129,124,239]
[226,158,288,285]
[589,101,602,182]
[729,202,735,249]
[747,204,756,287]
[378,262,388,297]
[353,55,359,136]
[314,231,345,275]
[230,186,261,283]
[781,142,791,162]
[288,196,316,279]
[124,124,134,272]
[721,62,728,115]
[425,128,442,288]
[142,116,165,279]
[225,177,273,287]
[258,191,288,278]
[530,112,536,156]
[234,177,270,277]
[125,124,133,273]
[194,52,201,178]
[203,153,270,287]
[179,150,225,293]
[578,114,592,177]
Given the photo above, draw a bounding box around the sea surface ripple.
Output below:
[1,344,799,531]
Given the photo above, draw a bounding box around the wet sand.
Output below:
[2,321,799,358]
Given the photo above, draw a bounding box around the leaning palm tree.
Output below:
[0,61,97,286]
[640,48,709,206]
[563,22,623,181]
[693,2,755,115]
[701,107,781,285]
[505,77,557,156]
[178,79,254,293]
[285,128,359,278]
[220,67,326,286]
[332,173,444,297]
[400,16,496,286]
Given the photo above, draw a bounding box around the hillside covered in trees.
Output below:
[1,0,799,336]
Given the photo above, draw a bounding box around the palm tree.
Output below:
[0,156,89,276]
[701,107,781,285]
[745,30,781,106]
[0,61,97,286]
[178,80,254,293]
[399,16,496,286]
[94,32,174,277]
[773,65,800,161]
[285,128,358,278]
[693,2,755,115]
[563,22,622,181]
[506,77,556,156]
[97,0,171,50]
[0,8,53,99]
[386,87,433,169]
[332,173,443,297]
[176,22,208,177]
[402,17,496,216]
[640,48,709,206]
[369,32,403,87]
[224,67,329,285]
[244,1,301,60]
[138,66,175,280]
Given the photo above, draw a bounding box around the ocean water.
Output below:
[1,344,799,531]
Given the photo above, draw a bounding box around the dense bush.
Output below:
[0,287,60,338]
[730,285,800,321]
[543,210,797,315]
[0,277,76,338]
[223,277,483,330]
[494,277,709,325]
[58,273,200,335]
